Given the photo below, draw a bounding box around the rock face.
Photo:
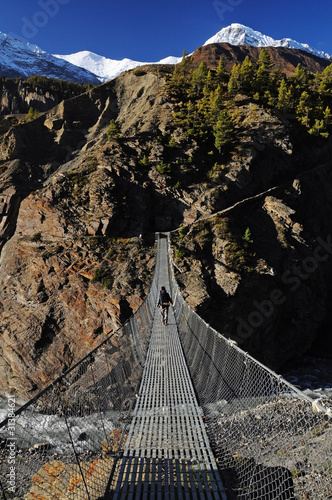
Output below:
[0,78,92,117]
[0,80,57,115]
[0,57,332,400]
[171,164,332,370]
[0,71,168,399]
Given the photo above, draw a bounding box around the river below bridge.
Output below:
[0,356,331,428]
[281,355,332,400]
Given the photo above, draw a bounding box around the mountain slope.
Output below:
[0,32,100,83]
[204,23,332,60]
[190,43,331,76]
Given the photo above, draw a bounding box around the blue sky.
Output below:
[1,0,332,61]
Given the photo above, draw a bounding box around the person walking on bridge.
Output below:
[158,286,173,326]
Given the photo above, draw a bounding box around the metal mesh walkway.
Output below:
[110,235,227,499]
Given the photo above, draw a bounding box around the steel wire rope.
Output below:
[87,352,110,462]
[63,405,91,500]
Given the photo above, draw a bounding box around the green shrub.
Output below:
[139,154,150,167]
[92,267,113,288]
[178,224,187,241]
[26,107,39,121]
[106,119,120,141]
[67,162,98,200]
[214,218,229,239]
[30,232,42,242]
[207,162,226,181]
[156,161,172,176]
[242,227,253,244]
[175,248,185,260]
[224,241,246,271]
[42,250,53,259]
[196,228,210,247]
[67,162,97,185]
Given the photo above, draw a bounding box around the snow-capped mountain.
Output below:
[0,24,330,85]
[0,31,100,83]
[0,27,181,83]
[56,24,331,82]
[53,51,181,82]
[204,23,332,60]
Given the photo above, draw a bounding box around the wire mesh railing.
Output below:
[168,237,332,500]
[0,238,160,500]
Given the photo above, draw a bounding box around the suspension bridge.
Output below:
[0,233,331,499]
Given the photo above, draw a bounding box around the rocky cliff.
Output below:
[0,69,168,399]
[0,77,91,116]
[0,55,332,400]
[171,164,332,370]
[0,81,56,116]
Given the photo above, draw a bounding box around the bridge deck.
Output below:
[110,237,227,499]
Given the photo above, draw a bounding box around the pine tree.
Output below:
[257,48,274,69]
[208,87,222,123]
[296,91,311,126]
[168,50,192,96]
[323,106,332,128]
[318,64,332,95]
[106,119,120,141]
[293,64,308,85]
[216,57,228,86]
[277,79,294,112]
[213,109,234,153]
[277,79,288,110]
[242,227,253,244]
[255,63,270,95]
[270,69,284,91]
[308,119,328,137]
[191,62,209,95]
[239,56,254,94]
[228,64,241,95]
[203,70,214,95]
[264,90,275,107]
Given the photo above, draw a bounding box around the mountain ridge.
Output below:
[0,31,100,83]
[53,51,182,82]
[55,23,332,81]
[1,23,331,83]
